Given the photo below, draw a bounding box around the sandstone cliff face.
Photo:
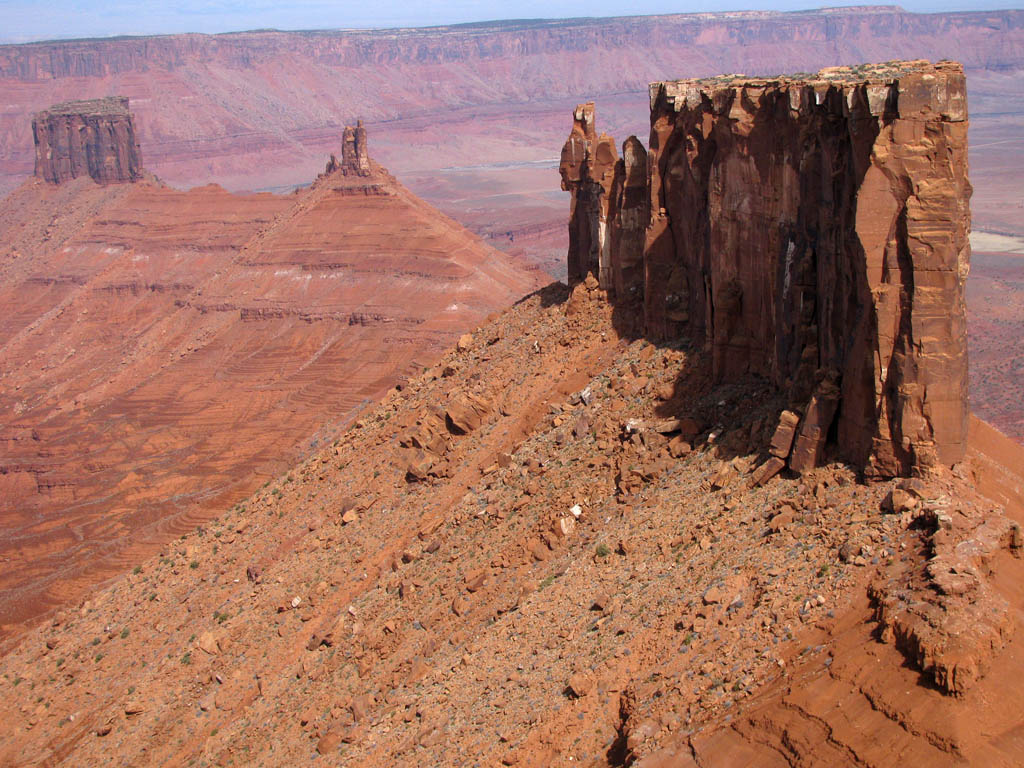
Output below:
[562,60,971,477]
[32,97,142,184]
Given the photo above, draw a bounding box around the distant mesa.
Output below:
[562,60,971,478]
[325,119,371,177]
[32,96,143,186]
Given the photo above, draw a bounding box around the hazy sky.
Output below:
[1,0,1021,44]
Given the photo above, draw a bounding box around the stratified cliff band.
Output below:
[32,97,142,184]
[561,60,971,478]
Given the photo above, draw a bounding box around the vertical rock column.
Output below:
[340,120,372,177]
[846,66,971,475]
[608,136,649,303]
[559,102,619,290]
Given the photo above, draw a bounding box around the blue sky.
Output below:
[1,1,1021,44]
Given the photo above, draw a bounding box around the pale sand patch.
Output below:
[971,230,1024,254]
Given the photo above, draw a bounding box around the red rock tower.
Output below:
[559,102,619,287]
[562,60,971,477]
[32,97,143,185]
[340,119,371,177]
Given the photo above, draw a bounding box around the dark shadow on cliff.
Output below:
[578,82,891,479]
[604,220,790,468]
[514,280,571,309]
[531,257,858,483]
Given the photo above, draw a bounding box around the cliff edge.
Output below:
[562,60,971,478]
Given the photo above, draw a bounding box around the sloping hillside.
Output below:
[0,157,543,635]
[0,278,1020,766]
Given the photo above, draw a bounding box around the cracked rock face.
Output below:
[562,60,971,477]
[32,97,143,185]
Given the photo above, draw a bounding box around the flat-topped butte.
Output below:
[35,96,131,118]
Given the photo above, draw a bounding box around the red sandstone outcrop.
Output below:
[561,107,650,304]
[32,97,142,185]
[560,102,618,286]
[562,60,971,477]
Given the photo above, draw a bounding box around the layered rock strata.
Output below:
[0,124,542,635]
[32,97,142,184]
[561,60,971,477]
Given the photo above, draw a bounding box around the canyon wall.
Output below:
[562,60,971,477]
[1,7,1022,197]
[32,97,142,184]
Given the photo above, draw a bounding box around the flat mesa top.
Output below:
[35,96,131,118]
[652,59,963,90]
